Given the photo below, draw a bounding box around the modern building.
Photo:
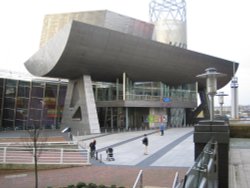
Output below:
[22,9,238,136]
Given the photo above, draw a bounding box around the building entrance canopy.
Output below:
[25,20,238,90]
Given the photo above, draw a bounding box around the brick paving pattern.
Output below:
[0,129,193,188]
[0,165,189,188]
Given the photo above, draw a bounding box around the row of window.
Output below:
[0,78,67,131]
[93,81,197,102]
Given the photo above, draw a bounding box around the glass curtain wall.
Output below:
[93,82,123,101]
[0,78,67,131]
[0,79,3,129]
[127,82,162,101]
[3,79,17,130]
[97,106,150,132]
[93,80,196,103]
[16,80,30,130]
[93,76,196,130]
[170,84,196,102]
[170,108,185,127]
[29,81,44,129]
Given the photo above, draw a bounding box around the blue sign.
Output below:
[162,97,171,103]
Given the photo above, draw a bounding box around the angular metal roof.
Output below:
[25,20,238,90]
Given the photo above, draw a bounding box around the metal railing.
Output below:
[173,139,218,188]
[181,139,218,188]
[0,141,78,147]
[172,172,181,188]
[0,146,90,165]
[132,169,143,188]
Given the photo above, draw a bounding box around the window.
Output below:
[16,98,29,109]
[4,97,16,109]
[18,86,30,97]
[3,109,14,119]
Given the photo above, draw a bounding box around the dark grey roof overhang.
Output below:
[25,20,239,90]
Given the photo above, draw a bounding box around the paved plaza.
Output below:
[0,127,250,188]
[77,127,194,168]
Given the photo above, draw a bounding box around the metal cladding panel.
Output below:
[25,20,239,91]
[153,19,187,46]
[104,11,154,39]
[40,10,154,47]
[149,0,187,47]
[40,10,107,47]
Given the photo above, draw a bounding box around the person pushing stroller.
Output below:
[106,147,115,161]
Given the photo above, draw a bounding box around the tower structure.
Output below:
[231,62,239,119]
[149,0,187,48]
[231,77,239,119]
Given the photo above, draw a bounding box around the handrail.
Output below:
[0,146,90,165]
[172,172,180,188]
[181,138,218,188]
[132,169,143,188]
[0,141,78,147]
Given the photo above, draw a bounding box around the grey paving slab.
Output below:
[151,135,194,167]
[93,128,194,167]
[77,129,157,151]
[229,138,250,188]
[137,131,193,167]
[2,128,250,187]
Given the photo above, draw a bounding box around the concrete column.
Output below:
[61,75,100,135]
[125,107,129,130]
[123,72,126,101]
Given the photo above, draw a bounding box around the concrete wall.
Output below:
[61,75,100,135]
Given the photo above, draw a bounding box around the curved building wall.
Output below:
[40,11,106,47]
[104,11,154,40]
[40,10,154,47]
[149,0,187,48]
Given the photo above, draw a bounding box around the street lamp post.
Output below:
[216,91,228,116]
[195,68,229,188]
[196,68,226,122]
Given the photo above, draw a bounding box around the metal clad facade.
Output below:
[40,10,154,47]
[104,11,154,39]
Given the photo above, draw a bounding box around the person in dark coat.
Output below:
[89,139,96,158]
[142,134,149,155]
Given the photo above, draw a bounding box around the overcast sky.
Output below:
[0,0,249,106]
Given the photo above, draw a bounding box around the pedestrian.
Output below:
[142,134,148,155]
[89,139,96,159]
[160,123,165,136]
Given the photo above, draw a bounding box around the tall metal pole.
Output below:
[231,62,239,119]
[210,95,215,121]
[216,91,228,116]
[196,68,226,122]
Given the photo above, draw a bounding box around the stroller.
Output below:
[106,147,115,161]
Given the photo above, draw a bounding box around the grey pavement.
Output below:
[76,127,195,168]
[76,128,250,188]
[229,138,250,188]
[1,127,250,188]
[0,127,194,188]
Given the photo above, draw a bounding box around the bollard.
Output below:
[99,154,102,163]
[95,151,98,160]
